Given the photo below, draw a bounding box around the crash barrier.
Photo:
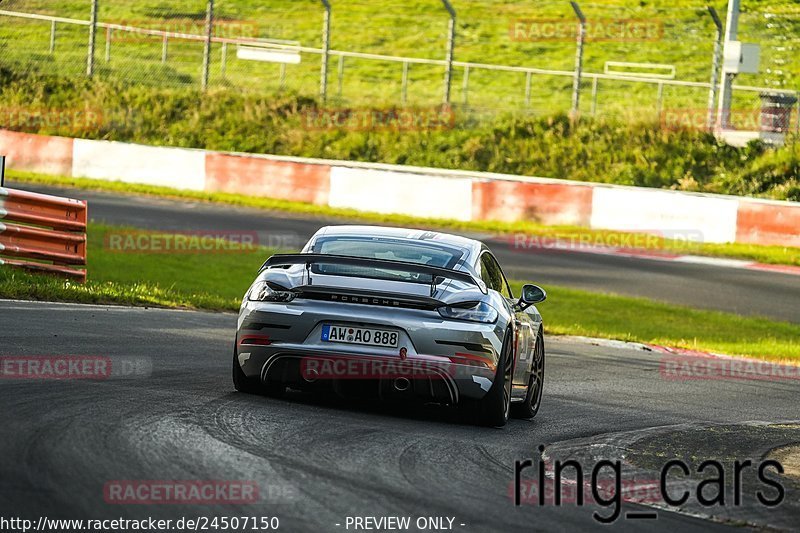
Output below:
[0,128,798,247]
[0,187,88,281]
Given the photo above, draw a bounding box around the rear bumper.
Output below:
[236,299,506,403]
[236,346,497,404]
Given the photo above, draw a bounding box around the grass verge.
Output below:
[9,170,800,267]
[1,223,797,362]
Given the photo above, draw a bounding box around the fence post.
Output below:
[441,1,456,105]
[525,71,532,107]
[401,62,409,104]
[657,82,664,119]
[320,0,332,102]
[462,65,470,105]
[591,76,598,116]
[105,27,112,62]
[570,2,586,117]
[707,6,723,130]
[86,0,98,77]
[162,34,168,63]
[221,43,228,78]
[202,0,215,91]
[718,0,740,129]
[337,55,344,98]
[0,155,6,188]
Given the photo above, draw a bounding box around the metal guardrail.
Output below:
[0,187,88,282]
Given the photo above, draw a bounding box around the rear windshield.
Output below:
[311,236,464,284]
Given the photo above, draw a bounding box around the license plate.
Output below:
[321,325,399,348]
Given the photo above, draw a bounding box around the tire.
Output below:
[232,344,262,394]
[473,331,514,428]
[511,330,545,419]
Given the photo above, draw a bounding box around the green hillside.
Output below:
[1,0,798,115]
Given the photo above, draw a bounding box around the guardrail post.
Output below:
[49,20,57,54]
[320,0,332,102]
[441,0,456,105]
[86,0,98,77]
[1,155,6,187]
[570,1,586,117]
[707,6,723,130]
[202,0,215,91]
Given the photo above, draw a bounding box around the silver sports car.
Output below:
[233,225,546,427]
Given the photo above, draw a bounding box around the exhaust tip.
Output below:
[393,377,411,392]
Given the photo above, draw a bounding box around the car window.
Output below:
[311,236,465,284]
[480,253,512,299]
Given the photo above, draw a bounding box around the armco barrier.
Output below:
[0,187,88,281]
[0,128,798,248]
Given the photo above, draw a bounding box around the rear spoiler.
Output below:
[261,253,486,294]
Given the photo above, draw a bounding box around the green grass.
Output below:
[1,65,798,202]
[9,169,800,267]
[1,0,797,115]
[1,222,798,362]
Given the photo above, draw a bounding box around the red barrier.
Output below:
[205,153,331,205]
[735,200,800,248]
[0,187,87,281]
[0,130,74,176]
[472,179,593,226]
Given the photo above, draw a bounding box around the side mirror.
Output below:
[517,284,546,310]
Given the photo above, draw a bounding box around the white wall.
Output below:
[590,187,739,244]
[328,167,474,221]
[72,139,206,191]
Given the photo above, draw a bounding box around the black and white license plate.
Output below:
[321,325,399,348]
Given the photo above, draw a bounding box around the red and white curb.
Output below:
[497,235,800,277]
[559,335,800,369]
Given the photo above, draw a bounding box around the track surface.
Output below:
[19,185,800,323]
[2,301,799,531]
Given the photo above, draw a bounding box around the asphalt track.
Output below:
[17,184,800,323]
[2,301,799,532]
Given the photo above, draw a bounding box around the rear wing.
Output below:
[261,253,486,294]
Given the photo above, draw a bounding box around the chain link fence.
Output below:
[0,0,798,130]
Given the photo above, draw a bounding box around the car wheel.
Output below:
[232,344,262,394]
[473,330,514,428]
[511,330,545,419]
